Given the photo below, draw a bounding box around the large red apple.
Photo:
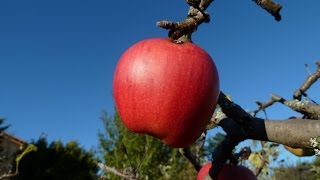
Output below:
[197,162,257,180]
[113,38,219,148]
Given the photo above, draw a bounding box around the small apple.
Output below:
[113,38,219,148]
[197,162,257,180]
[284,145,315,157]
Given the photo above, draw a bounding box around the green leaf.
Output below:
[248,152,263,168]
[15,144,37,164]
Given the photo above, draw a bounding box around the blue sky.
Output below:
[1,0,319,163]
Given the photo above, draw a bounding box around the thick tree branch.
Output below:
[209,137,240,179]
[283,99,320,120]
[263,119,320,148]
[207,114,320,180]
[218,92,320,148]
[206,92,320,179]
[218,92,253,125]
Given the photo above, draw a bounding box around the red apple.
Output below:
[197,162,257,180]
[113,38,219,148]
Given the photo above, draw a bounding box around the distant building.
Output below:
[0,132,27,176]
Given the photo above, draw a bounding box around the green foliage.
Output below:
[247,141,280,178]
[313,157,320,167]
[13,144,38,175]
[98,111,197,179]
[272,157,320,180]
[12,137,98,180]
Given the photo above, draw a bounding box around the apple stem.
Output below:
[156,0,212,42]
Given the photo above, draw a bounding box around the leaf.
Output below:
[248,152,263,168]
[15,144,38,164]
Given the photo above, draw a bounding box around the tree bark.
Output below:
[219,117,320,148]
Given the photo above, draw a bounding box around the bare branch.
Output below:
[199,0,214,10]
[157,0,212,41]
[98,163,135,180]
[253,0,282,21]
[253,93,320,120]
[264,119,320,148]
[305,64,312,75]
[158,0,283,42]
[252,95,280,116]
[218,92,253,125]
[293,61,320,100]
[284,100,320,120]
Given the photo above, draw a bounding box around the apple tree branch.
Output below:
[157,0,282,41]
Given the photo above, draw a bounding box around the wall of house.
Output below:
[0,133,26,175]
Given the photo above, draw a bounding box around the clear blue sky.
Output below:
[1,0,319,163]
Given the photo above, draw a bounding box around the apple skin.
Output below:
[197,162,257,180]
[113,38,219,148]
[284,145,315,157]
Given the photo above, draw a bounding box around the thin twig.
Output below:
[98,163,134,180]
[251,94,286,116]
[179,148,202,171]
[0,172,19,180]
[305,64,312,75]
[293,61,320,101]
